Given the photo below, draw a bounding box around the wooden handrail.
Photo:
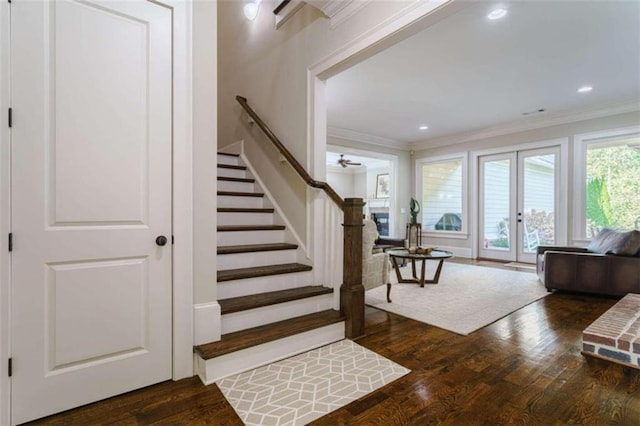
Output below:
[236,96,345,210]
[235,95,365,339]
[273,0,291,15]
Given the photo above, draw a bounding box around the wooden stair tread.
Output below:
[217,152,239,157]
[217,263,312,282]
[217,243,298,254]
[217,207,274,213]
[217,225,285,232]
[194,310,344,359]
[219,285,333,314]
[217,164,246,170]
[217,191,264,198]
[218,176,255,183]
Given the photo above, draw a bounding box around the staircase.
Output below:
[194,152,345,384]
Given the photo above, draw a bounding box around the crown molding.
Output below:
[274,0,306,29]
[305,0,371,28]
[328,126,410,150]
[409,101,640,151]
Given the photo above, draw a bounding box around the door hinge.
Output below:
[8,358,11,377]
[8,108,12,128]
[171,235,174,245]
[8,233,12,252]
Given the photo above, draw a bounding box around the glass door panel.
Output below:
[517,147,559,263]
[479,153,516,261]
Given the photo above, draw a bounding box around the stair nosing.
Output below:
[217,191,264,198]
[219,286,333,315]
[217,225,285,232]
[193,310,344,359]
[217,152,239,157]
[217,208,275,213]
[217,243,298,254]
[218,164,246,170]
[218,177,255,183]
[217,262,312,282]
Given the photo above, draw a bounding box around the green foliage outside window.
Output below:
[586,144,640,237]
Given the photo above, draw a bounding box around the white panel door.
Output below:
[11,1,172,423]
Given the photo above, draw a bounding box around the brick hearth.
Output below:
[582,293,640,369]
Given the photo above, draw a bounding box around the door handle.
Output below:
[156,235,168,246]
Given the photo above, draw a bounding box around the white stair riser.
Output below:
[221,294,334,334]
[218,212,273,226]
[217,155,239,166]
[217,180,255,193]
[217,229,283,246]
[218,195,263,209]
[218,249,297,270]
[196,322,345,385]
[218,271,314,299]
[217,168,247,179]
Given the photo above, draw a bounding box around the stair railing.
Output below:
[235,96,365,339]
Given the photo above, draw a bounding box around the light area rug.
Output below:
[366,261,548,335]
[504,261,537,270]
[217,339,410,426]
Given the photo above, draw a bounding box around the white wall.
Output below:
[413,111,640,252]
[326,168,357,198]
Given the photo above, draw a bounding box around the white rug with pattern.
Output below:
[367,261,548,335]
[217,339,409,425]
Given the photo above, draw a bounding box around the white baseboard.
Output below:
[436,245,472,258]
[194,302,221,345]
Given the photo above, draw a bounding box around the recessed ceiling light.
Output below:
[577,85,593,93]
[419,125,429,131]
[487,8,507,20]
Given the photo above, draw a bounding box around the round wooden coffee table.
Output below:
[386,249,454,287]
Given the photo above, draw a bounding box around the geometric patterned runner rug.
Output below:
[217,340,410,425]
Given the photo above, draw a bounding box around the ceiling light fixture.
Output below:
[419,125,429,130]
[243,0,261,21]
[487,8,507,20]
[577,85,593,93]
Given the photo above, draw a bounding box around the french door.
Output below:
[11,1,173,423]
[478,147,560,263]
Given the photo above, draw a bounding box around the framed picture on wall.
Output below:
[376,173,390,198]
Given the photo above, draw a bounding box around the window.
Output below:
[417,155,467,235]
[575,128,640,240]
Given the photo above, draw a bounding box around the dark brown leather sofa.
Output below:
[537,229,640,297]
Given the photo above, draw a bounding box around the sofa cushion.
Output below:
[587,228,640,256]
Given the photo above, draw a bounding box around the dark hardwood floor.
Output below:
[28,260,640,425]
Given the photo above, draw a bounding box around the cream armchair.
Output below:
[362,219,392,302]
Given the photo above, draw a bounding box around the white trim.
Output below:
[470,138,569,259]
[0,0,11,422]
[164,0,194,382]
[410,101,640,151]
[322,0,371,29]
[194,302,221,346]
[274,0,306,29]
[572,125,640,243]
[415,152,468,238]
[328,126,409,150]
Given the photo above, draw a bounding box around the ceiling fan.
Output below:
[337,154,362,168]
